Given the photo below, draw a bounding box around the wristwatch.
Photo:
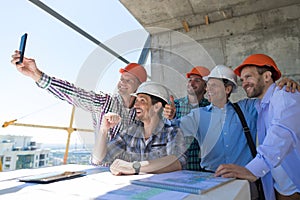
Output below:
[132,161,141,175]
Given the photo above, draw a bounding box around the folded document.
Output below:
[131,170,234,194]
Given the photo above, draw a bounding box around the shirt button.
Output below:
[262,170,266,174]
[277,157,280,160]
[224,132,227,135]
[257,154,262,158]
[226,145,229,147]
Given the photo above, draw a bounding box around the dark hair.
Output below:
[149,94,167,108]
[222,79,235,97]
[256,65,277,82]
[137,93,167,107]
[148,94,166,118]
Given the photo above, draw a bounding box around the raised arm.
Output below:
[11,50,109,113]
[11,50,42,82]
[91,113,121,165]
[277,77,300,93]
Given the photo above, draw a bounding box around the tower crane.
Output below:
[1,106,93,170]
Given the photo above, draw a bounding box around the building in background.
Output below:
[0,135,50,172]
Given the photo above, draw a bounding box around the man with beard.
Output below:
[215,54,300,200]
[91,81,186,175]
[167,64,299,199]
[168,65,267,199]
[164,66,210,171]
[11,50,147,141]
[169,65,258,173]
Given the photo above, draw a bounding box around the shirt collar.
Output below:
[254,83,276,111]
[153,119,165,135]
[116,94,134,110]
[127,118,165,138]
[182,96,189,104]
[207,104,213,111]
[261,83,276,105]
[207,101,231,111]
[116,94,124,104]
[185,96,210,107]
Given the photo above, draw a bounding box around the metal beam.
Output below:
[28,0,130,64]
[138,34,151,65]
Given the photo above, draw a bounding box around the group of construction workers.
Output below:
[11,50,300,200]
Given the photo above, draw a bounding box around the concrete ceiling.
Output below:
[120,0,299,32]
[119,0,300,98]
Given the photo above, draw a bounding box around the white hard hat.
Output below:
[131,81,170,104]
[203,65,238,92]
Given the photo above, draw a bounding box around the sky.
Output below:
[0,0,148,147]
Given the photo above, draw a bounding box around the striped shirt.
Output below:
[174,96,210,171]
[36,73,137,139]
[95,119,187,168]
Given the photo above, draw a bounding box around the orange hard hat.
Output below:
[234,54,281,81]
[186,66,210,78]
[119,63,147,83]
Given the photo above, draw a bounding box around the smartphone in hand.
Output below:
[16,33,28,64]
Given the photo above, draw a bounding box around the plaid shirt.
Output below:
[174,96,210,171]
[37,73,137,139]
[93,119,187,168]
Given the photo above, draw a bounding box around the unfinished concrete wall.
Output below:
[150,3,300,101]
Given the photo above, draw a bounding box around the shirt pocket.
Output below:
[148,143,167,159]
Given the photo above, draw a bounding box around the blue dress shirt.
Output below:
[174,99,258,171]
[246,83,300,200]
